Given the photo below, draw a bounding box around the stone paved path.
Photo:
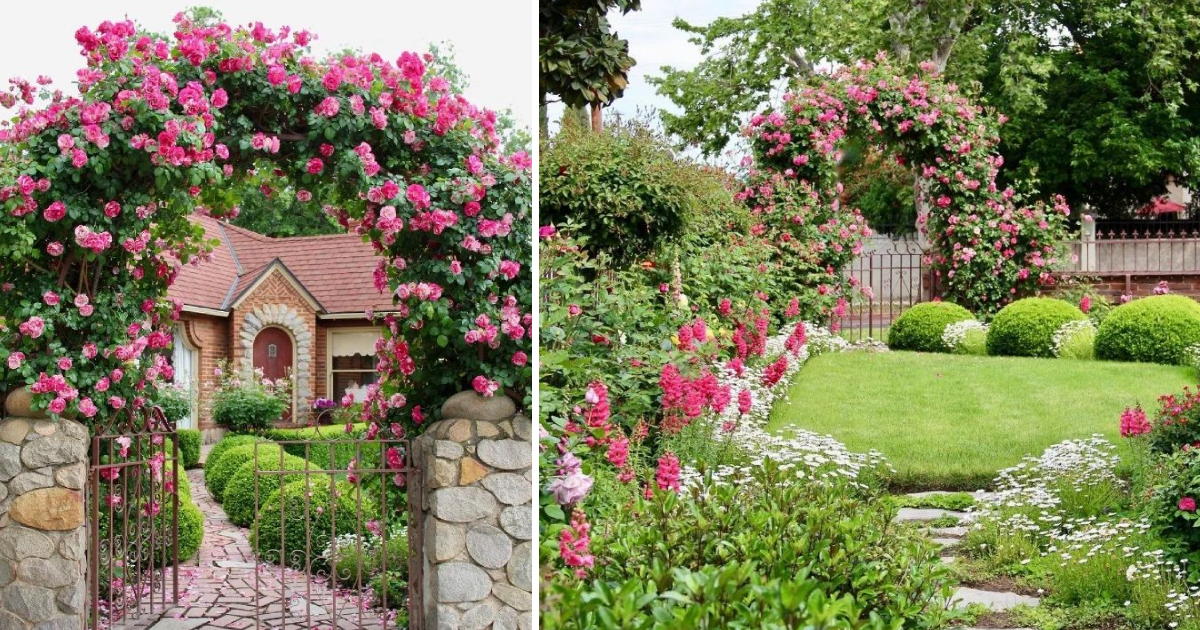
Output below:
[896,491,1040,630]
[116,469,394,630]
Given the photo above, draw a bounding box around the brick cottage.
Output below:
[168,215,393,441]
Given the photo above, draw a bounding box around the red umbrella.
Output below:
[1138,196,1187,215]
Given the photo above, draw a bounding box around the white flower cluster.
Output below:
[1185,343,1200,371]
[677,322,891,491]
[1050,319,1096,357]
[942,319,988,351]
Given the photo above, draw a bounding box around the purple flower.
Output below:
[546,471,593,506]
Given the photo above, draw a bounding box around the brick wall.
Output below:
[1079,274,1200,301]
[230,269,319,427]
[179,313,230,434]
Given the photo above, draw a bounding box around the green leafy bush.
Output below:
[210,361,291,432]
[328,530,409,588]
[261,423,380,471]
[540,122,715,264]
[986,297,1086,358]
[205,434,261,476]
[542,463,953,629]
[1145,448,1200,574]
[251,480,377,572]
[887,302,974,352]
[174,429,201,469]
[223,454,312,527]
[206,442,283,502]
[154,383,193,426]
[1095,295,1200,365]
[1051,320,1096,360]
[370,570,408,615]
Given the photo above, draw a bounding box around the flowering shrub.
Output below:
[942,319,988,355]
[743,54,1071,314]
[151,381,192,424]
[1095,295,1200,366]
[887,301,974,352]
[1146,448,1200,574]
[0,11,531,437]
[1050,319,1096,360]
[985,297,1086,358]
[210,364,291,433]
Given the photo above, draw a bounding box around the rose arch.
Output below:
[740,54,1070,316]
[0,13,533,440]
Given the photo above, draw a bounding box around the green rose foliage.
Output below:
[986,297,1086,358]
[745,56,1070,315]
[888,302,974,352]
[1095,295,1200,365]
[1144,448,1200,577]
[0,13,531,433]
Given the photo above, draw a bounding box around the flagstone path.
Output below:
[118,468,394,630]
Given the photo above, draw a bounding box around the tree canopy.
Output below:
[539,0,641,130]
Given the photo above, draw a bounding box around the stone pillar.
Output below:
[0,411,89,630]
[415,392,533,630]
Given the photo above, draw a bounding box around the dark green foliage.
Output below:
[986,298,1086,358]
[250,481,377,572]
[205,442,283,502]
[370,571,408,615]
[212,386,288,433]
[1143,448,1200,578]
[175,429,201,469]
[542,463,953,629]
[888,302,975,352]
[539,1,641,121]
[540,124,699,264]
[1095,295,1200,365]
[222,454,312,527]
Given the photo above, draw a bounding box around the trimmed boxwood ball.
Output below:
[1095,295,1200,365]
[204,434,260,475]
[206,442,283,503]
[251,480,377,572]
[888,302,974,352]
[985,297,1087,358]
[223,454,312,527]
[174,429,201,469]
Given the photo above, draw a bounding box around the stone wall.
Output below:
[0,414,88,630]
[415,392,533,630]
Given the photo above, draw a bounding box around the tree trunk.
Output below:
[590,102,603,133]
[539,90,549,138]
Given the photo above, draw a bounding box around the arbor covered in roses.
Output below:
[0,13,531,433]
[744,54,1070,314]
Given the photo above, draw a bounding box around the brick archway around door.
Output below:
[240,304,313,410]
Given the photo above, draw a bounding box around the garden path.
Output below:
[897,492,1040,630]
[129,469,391,630]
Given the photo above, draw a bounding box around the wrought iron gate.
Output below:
[840,236,938,342]
[88,406,180,629]
[250,436,422,629]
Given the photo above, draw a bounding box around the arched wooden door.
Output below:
[253,326,294,422]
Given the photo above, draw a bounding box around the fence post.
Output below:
[0,389,89,630]
[1081,213,1097,273]
[413,392,533,630]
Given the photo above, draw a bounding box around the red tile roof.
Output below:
[168,215,394,315]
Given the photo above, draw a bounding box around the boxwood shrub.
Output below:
[262,423,380,471]
[223,454,312,527]
[986,297,1087,358]
[174,429,201,469]
[204,434,261,473]
[888,302,974,352]
[251,480,377,572]
[1095,295,1200,365]
[206,442,283,502]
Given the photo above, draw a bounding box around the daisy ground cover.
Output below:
[768,351,1196,491]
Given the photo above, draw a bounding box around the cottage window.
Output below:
[328,329,381,403]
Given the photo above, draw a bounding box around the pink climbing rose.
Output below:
[1180,497,1197,513]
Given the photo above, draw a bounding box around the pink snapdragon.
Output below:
[1119,405,1152,438]
[655,452,681,492]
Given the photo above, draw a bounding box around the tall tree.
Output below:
[539,0,642,132]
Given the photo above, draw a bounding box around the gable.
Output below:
[229,262,323,313]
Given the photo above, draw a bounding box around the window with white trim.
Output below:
[328,329,381,403]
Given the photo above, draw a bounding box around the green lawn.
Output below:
[768,351,1196,491]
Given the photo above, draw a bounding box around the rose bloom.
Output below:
[43,291,60,306]
[6,352,24,369]
[306,157,324,174]
[1181,496,1198,513]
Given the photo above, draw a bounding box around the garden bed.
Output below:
[769,351,1196,490]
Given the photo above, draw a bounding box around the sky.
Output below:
[544,0,760,154]
[0,0,535,128]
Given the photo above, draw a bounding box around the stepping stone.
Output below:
[951,587,1040,611]
[218,529,246,539]
[148,619,212,630]
[214,560,257,569]
[932,537,960,548]
[896,508,971,522]
[930,526,968,537]
[288,597,328,616]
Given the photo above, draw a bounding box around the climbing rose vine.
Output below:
[0,14,531,435]
[744,54,1070,314]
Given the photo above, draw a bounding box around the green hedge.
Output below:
[251,480,377,572]
[174,429,201,469]
[223,454,312,527]
[206,442,283,503]
[986,297,1086,358]
[888,302,974,352]
[1095,294,1200,365]
[261,423,380,471]
[205,434,261,474]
